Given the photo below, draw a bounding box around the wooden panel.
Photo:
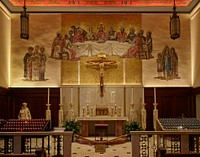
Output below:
[145,87,195,131]
[0,87,9,119]
[9,88,60,128]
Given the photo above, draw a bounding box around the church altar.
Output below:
[77,117,128,136]
[59,86,145,136]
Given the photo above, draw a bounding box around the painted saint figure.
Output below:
[23,47,34,80]
[162,46,172,80]
[155,45,179,80]
[39,46,47,80]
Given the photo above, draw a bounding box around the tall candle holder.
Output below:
[153,103,158,130]
[82,106,85,117]
[58,104,64,127]
[46,104,51,120]
[86,104,90,117]
[118,106,121,117]
[114,104,118,117]
[69,103,75,121]
[130,103,137,122]
[90,106,94,117]
[110,105,114,117]
[141,103,146,130]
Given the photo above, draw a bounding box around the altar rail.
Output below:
[156,147,200,157]
[130,131,200,157]
[0,131,73,157]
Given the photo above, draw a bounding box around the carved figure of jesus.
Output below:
[87,54,118,97]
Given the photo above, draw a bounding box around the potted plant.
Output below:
[63,120,81,135]
[123,121,142,140]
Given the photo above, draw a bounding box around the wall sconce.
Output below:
[20,0,29,40]
[170,0,180,40]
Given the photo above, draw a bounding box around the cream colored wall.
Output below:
[10,14,61,87]
[0,3,11,88]
[191,5,200,88]
[10,13,193,88]
[142,14,191,87]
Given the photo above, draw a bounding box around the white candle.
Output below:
[154,87,156,103]
[47,88,50,104]
[131,87,133,104]
[71,87,73,103]
[142,88,144,103]
[60,88,62,104]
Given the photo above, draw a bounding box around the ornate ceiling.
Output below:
[8,0,192,7]
[1,0,199,13]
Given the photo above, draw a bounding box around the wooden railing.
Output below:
[130,131,200,157]
[157,147,200,157]
[0,131,73,157]
[0,148,46,157]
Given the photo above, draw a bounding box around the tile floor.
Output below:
[72,137,132,157]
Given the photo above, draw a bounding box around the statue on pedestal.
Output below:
[18,102,32,120]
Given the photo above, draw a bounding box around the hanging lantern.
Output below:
[20,0,29,40]
[170,0,180,40]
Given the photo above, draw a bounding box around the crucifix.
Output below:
[86,53,118,97]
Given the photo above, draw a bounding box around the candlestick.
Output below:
[154,87,156,103]
[70,87,73,103]
[47,88,50,104]
[131,87,133,104]
[142,87,144,103]
[60,88,62,104]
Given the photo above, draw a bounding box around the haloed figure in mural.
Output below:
[122,30,153,59]
[39,46,47,80]
[23,45,47,81]
[24,46,34,80]
[155,45,180,80]
[50,33,65,59]
[49,23,155,61]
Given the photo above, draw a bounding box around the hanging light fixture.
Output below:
[170,0,180,40]
[20,0,29,40]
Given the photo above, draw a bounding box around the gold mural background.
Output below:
[61,13,142,85]
[61,14,142,35]
[61,56,142,85]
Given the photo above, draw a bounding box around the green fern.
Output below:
[63,120,81,135]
